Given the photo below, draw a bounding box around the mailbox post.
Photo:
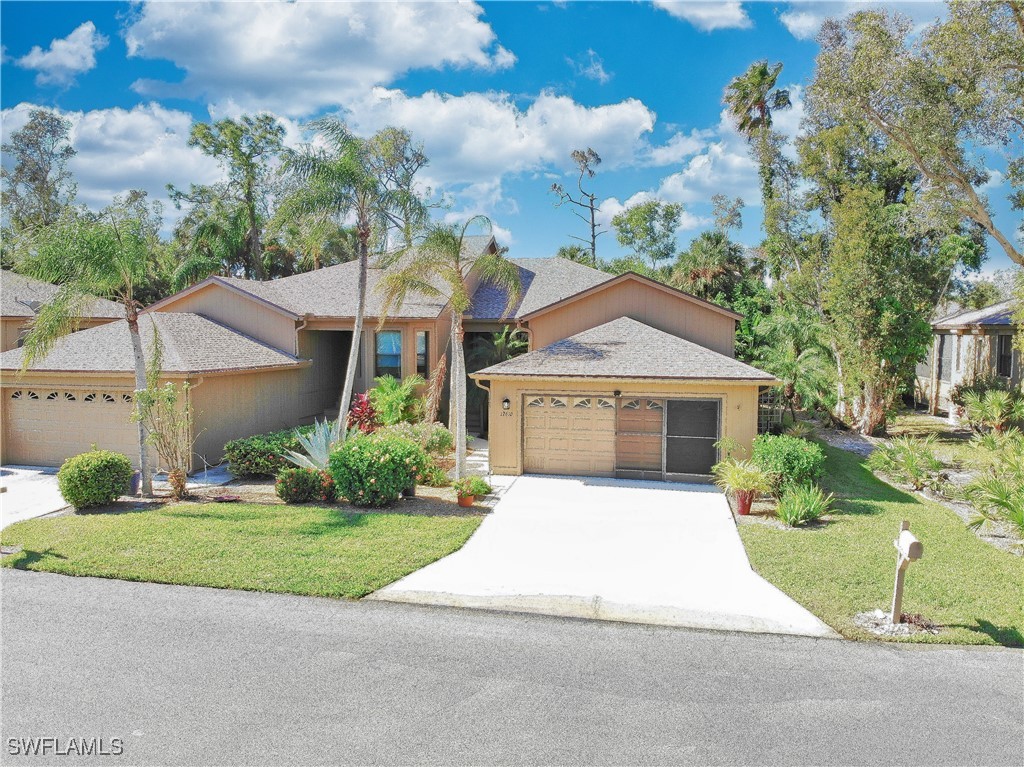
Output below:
[891,520,923,624]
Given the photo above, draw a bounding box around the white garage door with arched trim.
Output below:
[523,394,616,476]
[3,387,137,467]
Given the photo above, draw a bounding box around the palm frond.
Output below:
[19,282,100,370]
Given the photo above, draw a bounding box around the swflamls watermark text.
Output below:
[7,737,124,757]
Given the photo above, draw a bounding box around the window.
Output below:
[597,398,615,409]
[375,330,402,378]
[550,397,567,408]
[102,393,116,403]
[646,399,664,410]
[527,397,544,407]
[416,331,430,377]
[938,334,953,382]
[573,398,592,408]
[997,334,1013,378]
[84,393,96,402]
[622,399,640,410]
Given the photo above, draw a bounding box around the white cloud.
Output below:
[645,128,715,166]
[15,21,108,86]
[779,1,944,41]
[653,1,752,31]
[1,102,222,225]
[567,49,611,84]
[124,1,515,117]
[344,88,656,190]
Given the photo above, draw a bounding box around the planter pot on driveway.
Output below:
[457,494,475,508]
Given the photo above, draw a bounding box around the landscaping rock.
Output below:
[853,609,941,637]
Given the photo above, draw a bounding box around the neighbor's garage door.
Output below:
[3,387,137,467]
[523,394,616,476]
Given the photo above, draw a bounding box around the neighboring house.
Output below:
[915,299,1020,416]
[1,270,124,352]
[0,235,777,479]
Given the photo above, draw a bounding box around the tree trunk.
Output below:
[335,213,369,439]
[244,184,266,280]
[127,310,153,496]
[451,310,467,481]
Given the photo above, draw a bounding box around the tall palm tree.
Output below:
[670,230,747,301]
[724,61,792,201]
[754,306,834,420]
[378,217,522,479]
[285,119,429,438]
[16,203,158,495]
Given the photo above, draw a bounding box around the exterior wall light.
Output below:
[501,397,511,410]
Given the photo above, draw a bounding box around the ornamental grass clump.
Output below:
[776,484,834,527]
[328,433,427,508]
[712,459,771,516]
[57,449,134,510]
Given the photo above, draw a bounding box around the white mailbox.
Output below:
[895,529,923,562]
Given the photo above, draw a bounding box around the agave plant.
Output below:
[285,419,343,470]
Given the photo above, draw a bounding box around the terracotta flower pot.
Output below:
[457,494,475,508]
[734,489,756,516]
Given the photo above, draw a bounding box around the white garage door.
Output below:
[523,394,616,476]
[3,387,137,467]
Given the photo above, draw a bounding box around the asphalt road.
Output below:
[1,570,1021,766]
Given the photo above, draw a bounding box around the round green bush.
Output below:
[223,425,316,477]
[328,433,427,508]
[275,468,336,504]
[57,449,134,509]
[751,434,825,496]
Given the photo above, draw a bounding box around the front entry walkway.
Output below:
[370,475,836,638]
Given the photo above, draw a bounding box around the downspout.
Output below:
[294,315,310,357]
[186,376,205,474]
[516,319,534,351]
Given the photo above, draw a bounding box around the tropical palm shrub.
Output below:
[751,434,826,496]
[866,435,944,491]
[776,484,834,527]
[275,468,337,504]
[369,374,426,426]
[964,429,1024,534]
[328,433,427,508]
[57,450,134,509]
[962,388,1024,433]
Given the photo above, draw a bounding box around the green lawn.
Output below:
[739,443,1024,647]
[0,503,482,599]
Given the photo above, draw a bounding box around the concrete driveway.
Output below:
[0,466,69,530]
[371,475,835,638]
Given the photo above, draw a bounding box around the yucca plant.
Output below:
[776,484,834,527]
[712,458,772,515]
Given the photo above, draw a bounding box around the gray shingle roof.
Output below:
[472,317,775,381]
[208,235,496,319]
[934,299,1013,329]
[1,270,125,319]
[0,313,304,374]
[467,257,611,320]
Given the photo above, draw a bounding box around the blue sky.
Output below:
[1,1,1019,274]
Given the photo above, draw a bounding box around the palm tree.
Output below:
[16,202,159,495]
[670,231,747,301]
[378,217,522,479]
[466,327,529,434]
[754,306,834,420]
[724,61,792,202]
[285,119,429,438]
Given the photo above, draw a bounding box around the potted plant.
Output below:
[453,476,492,507]
[712,459,770,516]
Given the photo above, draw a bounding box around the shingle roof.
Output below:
[934,300,1014,329]
[472,317,775,381]
[467,257,611,320]
[0,313,304,374]
[1,270,125,319]
[203,235,497,320]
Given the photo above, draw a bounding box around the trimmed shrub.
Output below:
[751,434,825,496]
[224,425,315,477]
[328,433,427,508]
[866,435,943,491]
[57,449,134,509]
[376,421,454,457]
[776,484,834,527]
[275,468,336,504]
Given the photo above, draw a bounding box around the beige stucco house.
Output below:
[1,270,124,352]
[1,236,776,479]
[915,299,1019,417]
